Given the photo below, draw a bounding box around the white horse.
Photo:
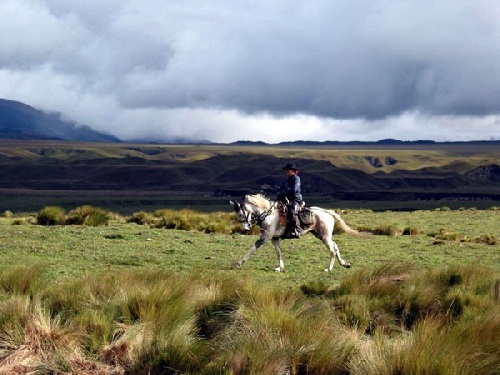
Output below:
[230,194,365,272]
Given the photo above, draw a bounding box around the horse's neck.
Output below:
[248,201,276,216]
[248,204,266,216]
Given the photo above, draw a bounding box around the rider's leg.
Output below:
[282,205,293,238]
[288,203,302,238]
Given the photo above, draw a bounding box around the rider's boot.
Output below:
[288,216,304,239]
[283,222,293,238]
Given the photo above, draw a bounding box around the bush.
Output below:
[37,206,66,226]
[66,205,110,226]
[84,209,110,226]
[36,205,111,226]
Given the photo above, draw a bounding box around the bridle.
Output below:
[237,206,257,226]
[238,202,278,226]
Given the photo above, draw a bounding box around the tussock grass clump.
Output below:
[127,210,156,225]
[0,265,45,295]
[37,206,66,226]
[429,228,496,245]
[300,279,329,297]
[209,283,357,374]
[11,218,27,225]
[2,210,14,218]
[358,224,401,236]
[37,205,111,226]
[402,226,420,235]
[66,205,111,226]
[326,263,498,334]
[474,234,496,245]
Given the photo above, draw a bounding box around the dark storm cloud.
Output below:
[0,0,499,142]
[110,0,500,120]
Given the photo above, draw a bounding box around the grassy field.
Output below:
[0,207,498,373]
[1,208,498,286]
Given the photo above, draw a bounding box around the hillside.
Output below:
[0,98,120,142]
[0,141,498,207]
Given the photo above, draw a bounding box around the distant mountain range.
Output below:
[230,139,500,146]
[1,98,498,146]
[0,98,120,142]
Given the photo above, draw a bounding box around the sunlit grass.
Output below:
[0,264,497,374]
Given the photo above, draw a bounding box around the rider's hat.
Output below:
[282,163,298,171]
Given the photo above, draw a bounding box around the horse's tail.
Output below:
[324,209,365,237]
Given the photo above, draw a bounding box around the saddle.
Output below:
[299,207,314,225]
[278,201,314,226]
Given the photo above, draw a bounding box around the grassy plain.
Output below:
[1,208,498,287]
[0,206,499,373]
[0,141,498,372]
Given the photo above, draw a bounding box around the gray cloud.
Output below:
[0,0,499,142]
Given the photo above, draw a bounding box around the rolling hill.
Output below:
[0,141,498,207]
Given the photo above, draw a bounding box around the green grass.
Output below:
[0,264,497,374]
[0,207,498,373]
[0,208,498,286]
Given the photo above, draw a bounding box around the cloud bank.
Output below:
[0,0,499,142]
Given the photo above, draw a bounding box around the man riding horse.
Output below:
[277,163,304,239]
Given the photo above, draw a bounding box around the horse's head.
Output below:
[230,200,255,231]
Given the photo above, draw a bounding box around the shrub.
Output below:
[84,208,110,227]
[66,205,110,226]
[37,206,66,226]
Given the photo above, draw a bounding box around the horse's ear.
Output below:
[229,200,240,211]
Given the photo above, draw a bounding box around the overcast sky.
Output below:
[1,0,499,143]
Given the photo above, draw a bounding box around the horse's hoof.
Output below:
[343,263,351,268]
[233,261,242,269]
[274,267,283,272]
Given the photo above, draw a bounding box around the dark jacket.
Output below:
[280,174,302,202]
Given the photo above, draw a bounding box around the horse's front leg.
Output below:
[234,238,266,269]
[271,238,284,272]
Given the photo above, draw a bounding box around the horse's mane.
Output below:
[244,194,272,210]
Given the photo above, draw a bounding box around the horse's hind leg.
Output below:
[322,237,350,272]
